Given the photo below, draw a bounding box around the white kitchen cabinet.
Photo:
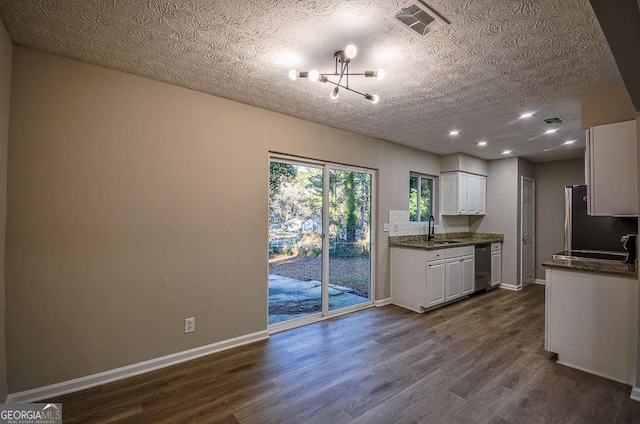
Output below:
[391,245,475,312]
[545,267,638,384]
[461,255,475,295]
[491,251,501,286]
[477,176,486,215]
[585,120,638,216]
[390,248,427,313]
[426,260,446,307]
[441,171,486,216]
[445,258,462,300]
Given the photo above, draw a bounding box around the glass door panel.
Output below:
[268,161,324,325]
[328,168,372,312]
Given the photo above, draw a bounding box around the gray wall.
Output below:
[534,159,585,280]
[471,158,519,285]
[6,48,442,393]
[0,19,11,401]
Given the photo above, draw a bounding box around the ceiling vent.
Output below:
[392,1,449,37]
[542,116,567,125]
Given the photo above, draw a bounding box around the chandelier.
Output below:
[288,45,385,104]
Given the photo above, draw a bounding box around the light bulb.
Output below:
[564,140,577,145]
[345,44,357,59]
[544,128,558,134]
[370,94,379,105]
[308,69,319,82]
[376,69,386,80]
[478,141,487,146]
[519,112,534,119]
[330,86,339,99]
[449,130,460,136]
[288,69,298,80]
[502,150,513,155]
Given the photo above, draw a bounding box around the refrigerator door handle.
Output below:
[564,186,572,251]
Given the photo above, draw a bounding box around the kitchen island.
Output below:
[543,257,638,384]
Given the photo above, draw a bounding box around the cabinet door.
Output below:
[491,251,501,286]
[461,255,475,294]
[445,258,462,300]
[477,176,486,215]
[588,120,638,216]
[427,260,446,306]
[440,173,458,216]
[458,173,468,215]
[466,175,478,214]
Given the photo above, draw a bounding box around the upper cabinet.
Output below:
[441,171,486,216]
[585,120,638,216]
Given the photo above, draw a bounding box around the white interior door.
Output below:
[520,177,535,287]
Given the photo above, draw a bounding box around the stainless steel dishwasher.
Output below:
[475,244,491,291]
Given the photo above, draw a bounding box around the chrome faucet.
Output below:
[428,215,435,241]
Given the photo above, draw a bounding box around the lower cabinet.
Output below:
[391,246,476,313]
[445,258,462,300]
[426,260,445,307]
[445,255,475,301]
[461,255,475,295]
[491,250,502,286]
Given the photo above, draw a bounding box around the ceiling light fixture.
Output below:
[502,150,513,155]
[449,130,460,136]
[544,128,559,134]
[519,112,535,119]
[563,140,577,145]
[289,45,384,103]
[478,141,487,146]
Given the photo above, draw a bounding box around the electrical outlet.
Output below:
[184,317,195,334]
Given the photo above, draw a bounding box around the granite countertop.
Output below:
[542,258,638,278]
[389,232,504,250]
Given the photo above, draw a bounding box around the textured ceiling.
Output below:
[0,0,623,162]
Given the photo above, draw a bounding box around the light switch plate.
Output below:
[384,223,389,232]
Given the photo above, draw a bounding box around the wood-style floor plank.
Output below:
[46,285,640,423]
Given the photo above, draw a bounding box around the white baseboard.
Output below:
[499,283,519,291]
[556,360,632,385]
[534,279,546,285]
[631,386,640,402]
[374,297,392,307]
[6,330,269,404]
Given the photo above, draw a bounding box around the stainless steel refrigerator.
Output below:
[565,185,638,253]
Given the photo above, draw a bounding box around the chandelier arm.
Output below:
[325,79,367,97]
[336,60,348,88]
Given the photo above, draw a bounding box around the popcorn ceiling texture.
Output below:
[0,0,622,161]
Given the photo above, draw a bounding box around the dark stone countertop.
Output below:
[542,258,638,278]
[389,233,504,251]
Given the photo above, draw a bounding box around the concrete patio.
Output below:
[268,274,369,324]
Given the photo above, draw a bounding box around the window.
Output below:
[409,173,435,222]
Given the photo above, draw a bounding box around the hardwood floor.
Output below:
[48,285,640,423]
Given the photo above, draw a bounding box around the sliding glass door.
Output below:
[268,161,324,325]
[328,168,372,311]
[268,157,374,328]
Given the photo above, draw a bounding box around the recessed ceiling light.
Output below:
[563,140,577,145]
[544,128,559,134]
[478,141,487,146]
[502,150,513,155]
[519,112,534,119]
[449,130,460,136]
